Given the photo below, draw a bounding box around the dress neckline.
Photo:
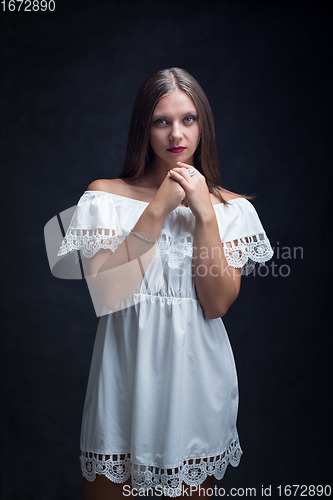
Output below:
[84,190,246,210]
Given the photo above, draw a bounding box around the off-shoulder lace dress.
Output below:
[56,190,274,497]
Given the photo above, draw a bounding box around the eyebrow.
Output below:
[152,110,198,119]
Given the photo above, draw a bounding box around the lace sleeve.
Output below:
[215,198,274,276]
[45,191,124,280]
[46,191,163,315]
[222,233,274,276]
[57,191,124,259]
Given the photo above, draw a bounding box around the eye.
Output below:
[184,115,197,123]
[153,118,168,126]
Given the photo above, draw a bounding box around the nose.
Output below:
[169,122,183,141]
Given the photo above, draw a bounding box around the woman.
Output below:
[56,67,274,499]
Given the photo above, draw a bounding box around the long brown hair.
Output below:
[118,67,255,205]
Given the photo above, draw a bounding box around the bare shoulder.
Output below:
[86,178,122,194]
[86,178,158,203]
[218,187,245,201]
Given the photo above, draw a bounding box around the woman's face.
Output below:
[149,89,201,167]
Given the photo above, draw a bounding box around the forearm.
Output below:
[192,210,241,318]
[89,202,166,310]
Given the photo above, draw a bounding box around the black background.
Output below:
[1,0,331,498]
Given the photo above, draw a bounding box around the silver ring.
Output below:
[187,169,195,176]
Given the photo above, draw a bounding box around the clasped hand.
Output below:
[168,162,212,218]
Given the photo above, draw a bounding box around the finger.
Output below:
[175,162,197,178]
[168,169,189,185]
[169,167,191,182]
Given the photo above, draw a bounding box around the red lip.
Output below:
[167,147,186,153]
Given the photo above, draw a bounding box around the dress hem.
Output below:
[80,435,243,497]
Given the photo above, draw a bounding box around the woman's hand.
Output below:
[168,162,213,219]
[150,170,187,216]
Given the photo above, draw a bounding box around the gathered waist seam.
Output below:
[133,292,199,303]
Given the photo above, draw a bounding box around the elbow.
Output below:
[199,285,241,320]
[204,305,229,319]
[203,295,238,319]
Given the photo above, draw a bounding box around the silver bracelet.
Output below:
[130,229,156,245]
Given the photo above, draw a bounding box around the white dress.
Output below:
[56,190,274,497]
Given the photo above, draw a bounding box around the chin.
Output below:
[183,155,194,164]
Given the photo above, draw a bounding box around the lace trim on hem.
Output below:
[80,436,243,497]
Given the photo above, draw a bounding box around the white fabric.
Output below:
[57,190,274,496]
